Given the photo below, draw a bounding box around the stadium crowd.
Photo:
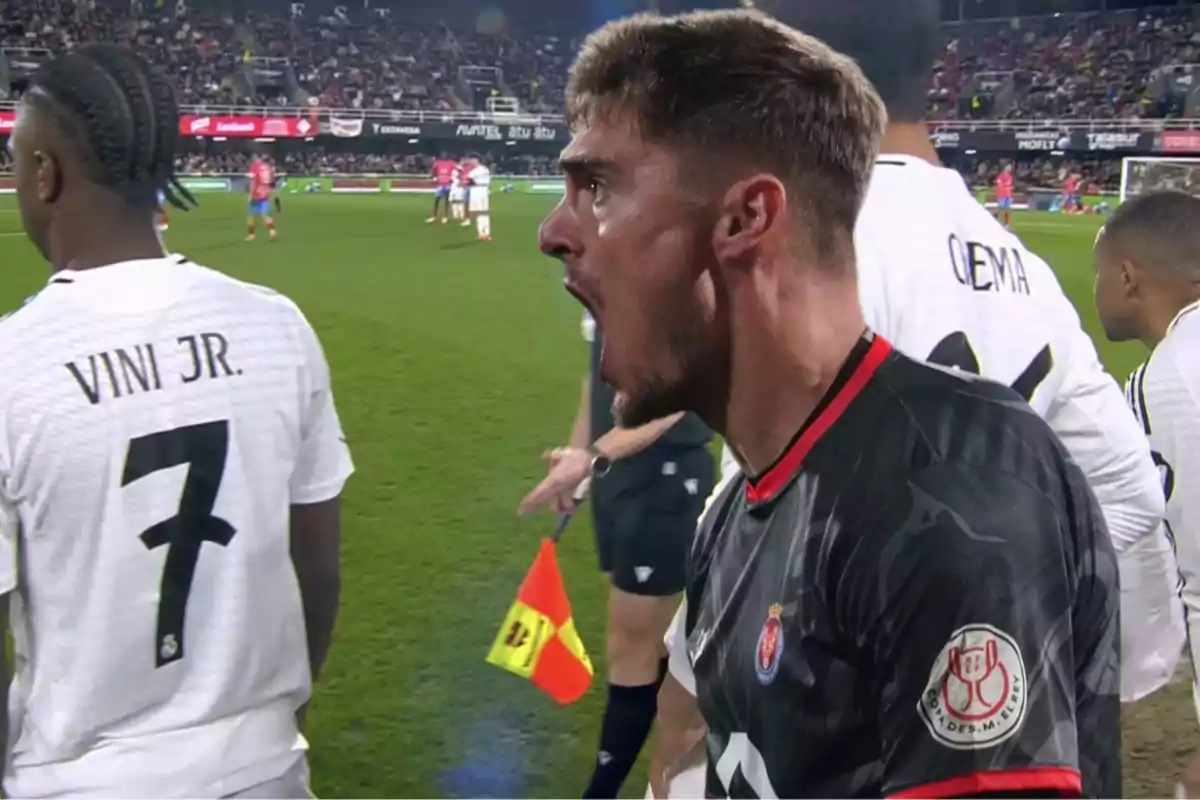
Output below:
[1,0,1195,119]
[170,150,1114,191]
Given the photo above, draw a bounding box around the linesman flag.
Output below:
[486,538,593,704]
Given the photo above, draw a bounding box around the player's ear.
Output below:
[33,150,62,205]
[712,174,786,267]
[1120,258,1141,298]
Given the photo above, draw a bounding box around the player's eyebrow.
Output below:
[559,155,614,178]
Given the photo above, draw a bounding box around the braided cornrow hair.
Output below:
[26,44,198,213]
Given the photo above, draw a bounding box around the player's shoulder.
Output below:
[0,266,91,349]
[1149,303,1200,380]
[1140,305,1200,412]
[872,350,1075,485]
[851,354,1096,555]
[185,260,306,316]
[859,158,1055,271]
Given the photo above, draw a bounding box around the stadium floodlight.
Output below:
[1120,156,1200,204]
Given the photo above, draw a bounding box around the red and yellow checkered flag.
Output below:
[486,539,593,705]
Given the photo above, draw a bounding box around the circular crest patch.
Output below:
[754,603,785,685]
[918,623,1027,750]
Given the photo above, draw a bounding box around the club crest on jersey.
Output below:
[918,623,1027,750]
[754,603,785,684]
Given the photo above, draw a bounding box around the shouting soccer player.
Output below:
[995,162,1014,229]
[652,1,1169,793]
[0,46,353,797]
[542,9,1121,798]
[247,154,277,242]
[1094,190,1200,798]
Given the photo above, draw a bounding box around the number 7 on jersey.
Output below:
[121,420,236,667]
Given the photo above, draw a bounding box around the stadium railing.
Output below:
[1,101,1199,132]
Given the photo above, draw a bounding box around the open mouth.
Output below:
[564,278,613,381]
[564,279,600,330]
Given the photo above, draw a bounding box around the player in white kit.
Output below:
[449,163,467,221]
[467,158,492,241]
[1094,190,1200,798]
[0,46,354,798]
[647,2,1172,796]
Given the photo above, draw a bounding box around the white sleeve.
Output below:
[0,496,15,596]
[0,429,16,595]
[289,313,355,505]
[719,442,740,483]
[1045,325,1163,554]
[1139,349,1200,719]
[1116,520,1184,703]
[668,467,744,698]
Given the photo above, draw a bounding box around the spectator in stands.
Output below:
[2,0,1196,118]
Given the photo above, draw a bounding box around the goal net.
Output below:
[1120,157,1200,204]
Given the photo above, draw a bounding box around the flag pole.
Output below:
[551,478,591,543]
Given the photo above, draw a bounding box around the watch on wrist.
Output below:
[587,445,613,478]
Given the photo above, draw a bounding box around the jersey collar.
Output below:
[1166,299,1200,338]
[744,333,893,504]
[45,254,188,286]
[873,153,926,169]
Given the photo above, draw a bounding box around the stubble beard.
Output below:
[612,308,716,429]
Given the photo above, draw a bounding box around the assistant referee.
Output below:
[520,310,713,799]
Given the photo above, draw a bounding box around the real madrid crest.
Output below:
[755,603,785,684]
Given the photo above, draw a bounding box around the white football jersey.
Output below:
[0,256,354,798]
[468,164,491,187]
[698,154,1172,714]
[1128,300,1200,719]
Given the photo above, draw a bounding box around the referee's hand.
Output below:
[519,447,591,516]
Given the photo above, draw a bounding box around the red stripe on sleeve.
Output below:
[888,766,1082,799]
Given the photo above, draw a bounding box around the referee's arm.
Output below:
[851,462,1116,800]
[568,376,590,450]
[575,370,684,461]
[520,376,685,516]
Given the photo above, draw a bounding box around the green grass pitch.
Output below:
[0,194,1152,797]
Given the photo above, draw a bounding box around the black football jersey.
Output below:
[686,334,1120,799]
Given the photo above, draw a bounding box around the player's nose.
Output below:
[538,197,581,263]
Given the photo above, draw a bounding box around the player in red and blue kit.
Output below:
[1063,173,1082,215]
[246,156,277,242]
[995,163,1014,229]
[427,156,458,224]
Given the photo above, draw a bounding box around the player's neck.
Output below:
[1143,291,1200,348]
[46,192,167,273]
[877,122,942,166]
[723,278,866,478]
[48,222,165,274]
